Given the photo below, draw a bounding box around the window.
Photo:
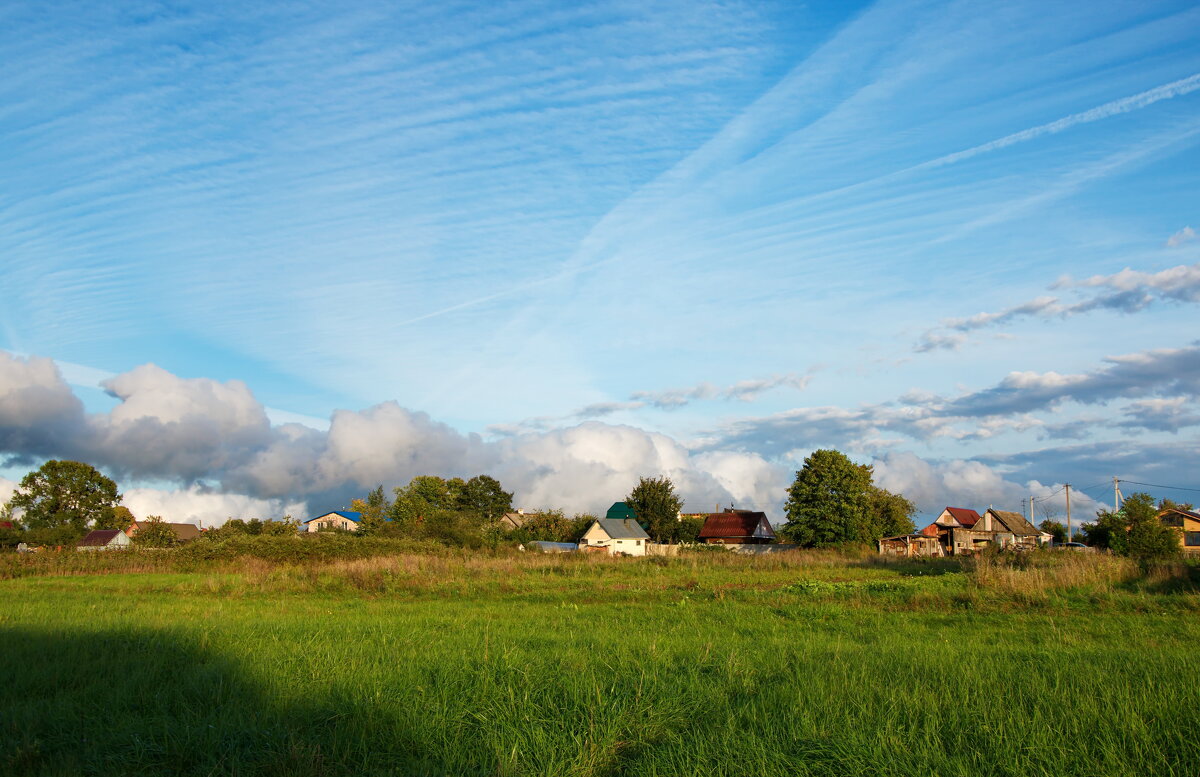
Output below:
[1185,532,1200,547]
[1162,514,1184,528]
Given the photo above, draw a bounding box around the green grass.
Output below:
[1,551,1198,776]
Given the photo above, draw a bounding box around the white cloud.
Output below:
[1167,226,1196,248]
[121,486,308,529]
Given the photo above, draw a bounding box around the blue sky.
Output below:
[2,0,1199,524]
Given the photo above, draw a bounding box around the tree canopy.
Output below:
[625,476,683,542]
[1083,492,1179,559]
[8,460,121,537]
[779,449,915,547]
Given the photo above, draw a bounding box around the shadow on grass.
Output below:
[0,627,454,776]
[850,556,965,576]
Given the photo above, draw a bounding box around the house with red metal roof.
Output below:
[697,510,776,544]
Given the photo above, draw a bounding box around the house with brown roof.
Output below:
[697,510,776,544]
[920,506,1046,555]
[125,520,202,543]
[77,529,132,551]
[1159,508,1200,556]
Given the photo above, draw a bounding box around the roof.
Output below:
[129,521,201,541]
[698,511,775,539]
[78,529,123,547]
[605,502,639,523]
[1160,508,1200,521]
[589,518,650,540]
[944,507,982,527]
[985,509,1040,536]
[303,511,362,524]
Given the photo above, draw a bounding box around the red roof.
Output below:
[697,511,775,539]
[944,507,981,527]
[0,521,13,530]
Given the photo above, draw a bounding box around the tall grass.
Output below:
[1,554,1198,776]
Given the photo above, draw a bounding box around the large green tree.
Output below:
[8,460,121,536]
[780,449,916,547]
[1084,492,1179,559]
[625,476,682,542]
[351,485,391,535]
[457,475,513,523]
[132,516,179,548]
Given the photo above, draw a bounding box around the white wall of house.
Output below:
[578,523,647,556]
[305,513,359,532]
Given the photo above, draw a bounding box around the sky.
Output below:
[2,0,1199,527]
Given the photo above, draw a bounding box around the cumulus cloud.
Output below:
[0,351,791,518]
[1167,226,1196,248]
[870,450,1101,521]
[121,486,308,529]
[915,261,1200,351]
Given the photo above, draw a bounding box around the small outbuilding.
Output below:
[579,518,650,556]
[697,510,776,544]
[304,511,363,532]
[878,534,944,557]
[77,529,132,551]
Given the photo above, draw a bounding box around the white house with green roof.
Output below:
[579,517,650,556]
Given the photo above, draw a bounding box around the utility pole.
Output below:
[1065,484,1072,543]
[1113,477,1121,512]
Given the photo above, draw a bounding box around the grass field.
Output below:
[1,550,1198,776]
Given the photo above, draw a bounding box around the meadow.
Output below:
[1,546,1198,776]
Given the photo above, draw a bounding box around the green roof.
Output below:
[606,502,638,522]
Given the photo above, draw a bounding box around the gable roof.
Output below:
[589,518,650,540]
[78,529,123,547]
[605,502,639,523]
[303,511,362,524]
[698,511,775,539]
[944,507,981,527]
[129,521,201,541]
[985,508,1040,536]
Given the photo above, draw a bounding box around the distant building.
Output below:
[125,521,201,543]
[1159,508,1200,556]
[500,510,533,530]
[77,529,132,551]
[303,511,363,532]
[697,511,776,544]
[579,518,649,556]
[920,506,1045,555]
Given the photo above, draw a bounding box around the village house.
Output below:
[578,517,649,556]
[77,529,132,551]
[499,510,532,530]
[697,510,776,544]
[919,506,1045,555]
[125,520,201,544]
[303,511,362,532]
[1158,507,1200,556]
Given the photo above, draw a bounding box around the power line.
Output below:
[1117,479,1200,494]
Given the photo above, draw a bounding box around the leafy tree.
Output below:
[352,485,391,535]
[457,475,513,523]
[9,460,121,537]
[867,488,917,538]
[133,516,179,548]
[780,450,873,547]
[97,505,135,531]
[675,516,705,544]
[780,450,915,547]
[625,476,683,542]
[509,510,594,544]
[1084,492,1179,559]
[1039,519,1067,544]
